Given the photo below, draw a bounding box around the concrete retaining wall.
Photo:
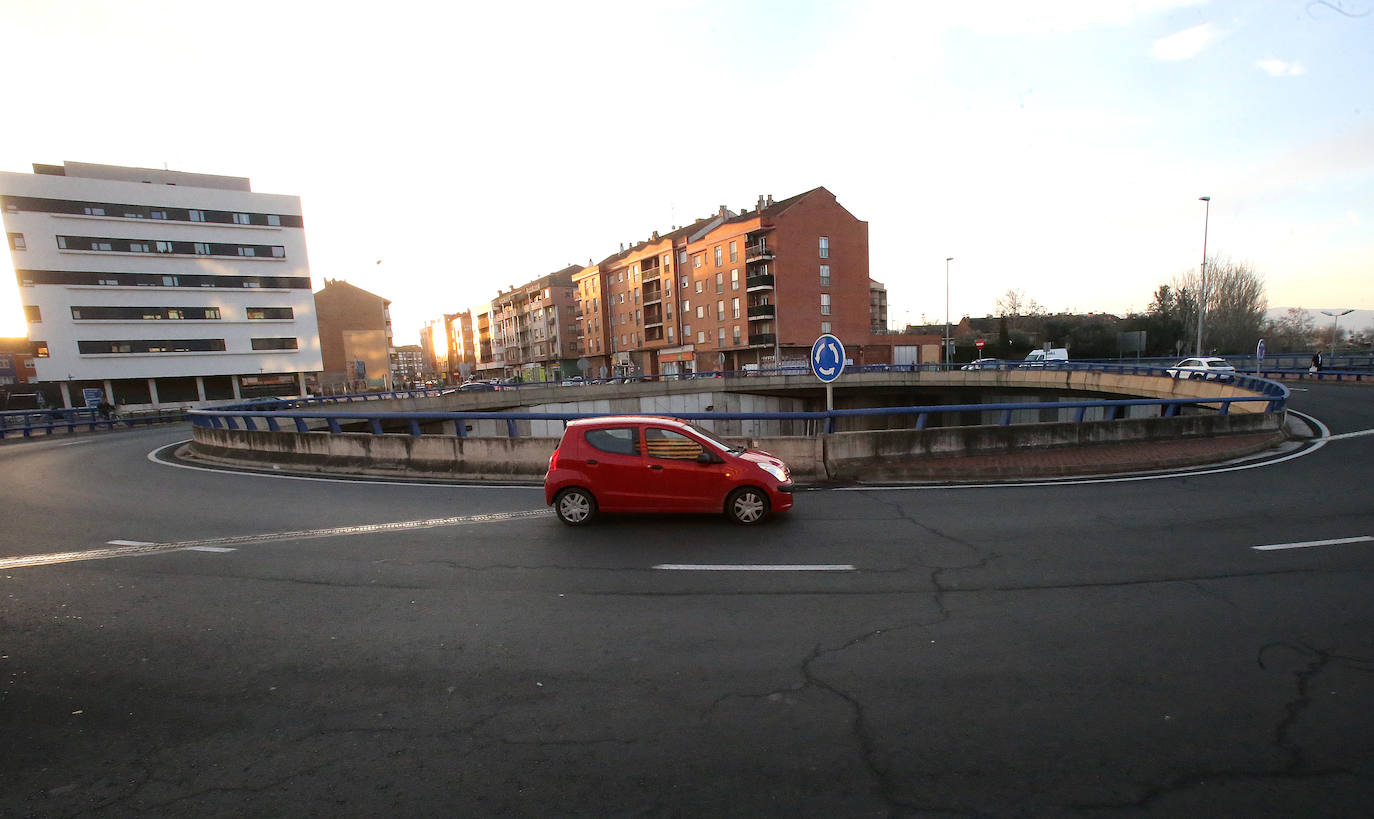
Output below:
[187,409,1282,484]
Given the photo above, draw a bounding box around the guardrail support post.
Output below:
[369,419,383,435]
[409,420,421,437]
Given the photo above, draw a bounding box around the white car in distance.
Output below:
[1166,356,1237,381]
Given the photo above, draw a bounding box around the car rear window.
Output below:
[584,427,641,456]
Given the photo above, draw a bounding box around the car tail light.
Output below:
[548,449,559,471]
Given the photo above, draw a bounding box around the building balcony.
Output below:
[747,333,776,347]
[745,244,774,262]
[745,274,775,291]
[747,304,775,320]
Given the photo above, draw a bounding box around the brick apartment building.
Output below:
[574,187,875,377]
[313,279,394,391]
[447,187,938,380]
[473,266,580,382]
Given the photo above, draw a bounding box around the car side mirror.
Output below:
[697,451,717,465]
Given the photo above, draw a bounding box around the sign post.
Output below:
[1256,338,1266,376]
[811,333,845,416]
[974,337,986,360]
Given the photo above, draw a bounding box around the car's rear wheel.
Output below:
[726,487,769,525]
[554,487,597,526]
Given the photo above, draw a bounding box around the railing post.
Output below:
[327,419,342,433]
[295,418,309,433]
[409,420,421,437]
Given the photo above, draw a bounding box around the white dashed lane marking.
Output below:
[0,510,548,570]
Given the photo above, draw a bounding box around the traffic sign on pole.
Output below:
[811,334,845,383]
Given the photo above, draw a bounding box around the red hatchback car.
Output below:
[544,416,794,526]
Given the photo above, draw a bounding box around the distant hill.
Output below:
[1266,307,1374,332]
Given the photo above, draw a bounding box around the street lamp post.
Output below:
[944,257,953,365]
[1195,196,1210,356]
[1320,309,1354,363]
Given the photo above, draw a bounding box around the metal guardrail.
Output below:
[190,362,1294,439]
[0,407,189,439]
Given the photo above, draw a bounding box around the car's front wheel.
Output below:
[554,487,597,526]
[726,487,769,525]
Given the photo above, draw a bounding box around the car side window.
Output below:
[644,428,704,460]
[584,427,641,456]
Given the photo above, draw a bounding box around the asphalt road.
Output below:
[2,384,1371,818]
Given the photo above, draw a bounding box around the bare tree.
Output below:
[1264,307,1318,353]
[995,289,1046,328]
[1171,255,1267,354]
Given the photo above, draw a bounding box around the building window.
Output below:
[194,242,211,255]
[233,213,251,225]
[683,324,691,337]
[33,341,49,358]
[251,337,299,350]
[24,305,41,323]
[731,269,739,290]
[246,307,294,320]
[267,214,281,226]
[821,294,831,315]
[667,326,675,341]
[819,236,830,258]
[715,272,723,293]
[697,331,706,344]
[189,210,205,222]
[7,233,25,250]
[732,298,740,318]
[695,280,703,294]
[680,275,688,290]
[714,246,722,266]
[729,241,737,262]
[821,321,831,334]
[820,264,831,286]
[717,300,725,321]
[718,327,726,346]
[696,305,705,319]
[733,325,741,344]
[694,255,703,268]
[83,206,106,216]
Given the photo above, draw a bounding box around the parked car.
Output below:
[1166,356,1236,381]
[544,415,794,526]
[459,380,497,391]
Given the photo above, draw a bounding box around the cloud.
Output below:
[1256,58,1307,77]
[1150,23,1217,61]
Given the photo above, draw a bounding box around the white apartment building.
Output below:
[2,162,322,408]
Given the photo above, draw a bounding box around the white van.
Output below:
[1022,348,1069,366]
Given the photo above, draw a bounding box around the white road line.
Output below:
[0,510,547,570]
[654,564,856,571]
[1326,428,1374,442]
[1252,536,1372,552]
[182,546,237,553]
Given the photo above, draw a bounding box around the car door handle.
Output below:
[648,464,663,470]
[585,459,598,466]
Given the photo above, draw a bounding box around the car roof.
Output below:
[567,415,690,430]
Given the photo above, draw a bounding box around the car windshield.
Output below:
[680,421,741,454]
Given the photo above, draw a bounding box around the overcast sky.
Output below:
[2,0,1371,342]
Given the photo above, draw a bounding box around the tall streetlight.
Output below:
[1320,309,1353,362]
[944,257,954,365]
[1194,196,1210,356]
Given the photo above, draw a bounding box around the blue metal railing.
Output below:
[191,362,1293,439]
[0,407,188,439]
